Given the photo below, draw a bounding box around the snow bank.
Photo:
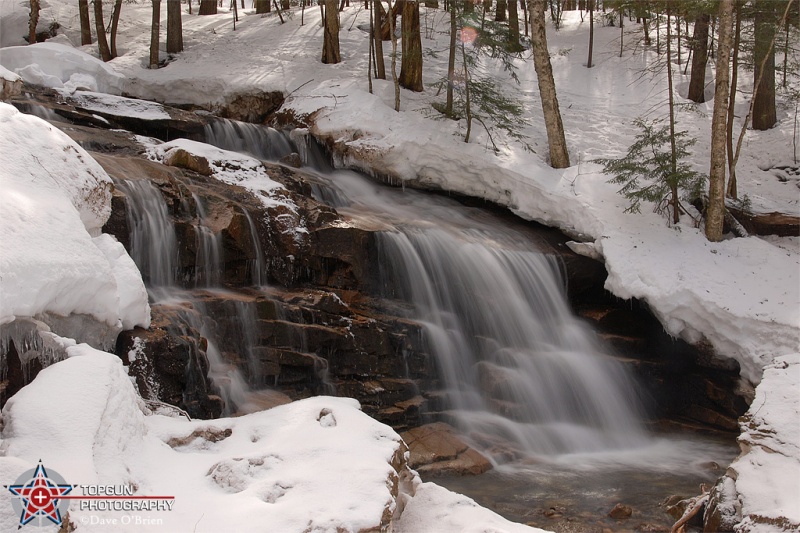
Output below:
[0,43,125,94]
[728,353,800,532]
[395,481,548,533]
[68,91,172,120]
[0,351,416,532]
[0,103,149,335]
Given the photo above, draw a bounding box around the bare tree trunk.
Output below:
[388,0,400,111]
[507,0,522,51]
[521,0,528,36]
[687,13,710,103]
[95,0,112,61]
[79,0,93,45]
[752,0,777,130]
[374,0,386,78]
[199,0,217,14]
[150,0,160,68]
[587,0,594,67]
[706,0,734,241]
[322,0,341,63]
[666,7,679,224]
[400,0,423,91]
[462,38,472,142]
[726,1,741,198]
[255,0,270,12]
[445,0,457,116]
[109,0,122,57]
[496,0,506,21]
[29,0,40,44]
[619,9,623,57]
[529,0,570,168]
[167,0,183,53]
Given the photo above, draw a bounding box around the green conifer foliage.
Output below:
[593,118,706,221]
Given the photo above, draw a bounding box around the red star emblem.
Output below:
[7,461,73,528]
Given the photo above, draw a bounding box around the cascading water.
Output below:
[204,118,294,161]
[114,179,179,288]
[192,193,223,288]
[380,229,646,457]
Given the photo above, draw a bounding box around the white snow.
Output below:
[0,351,538,532]
[728,353,800,532]
[0,103,149,334]
[68,91,172,120]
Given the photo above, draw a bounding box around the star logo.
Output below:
[5,461,73,529]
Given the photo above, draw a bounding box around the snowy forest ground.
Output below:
[0,0,799,530]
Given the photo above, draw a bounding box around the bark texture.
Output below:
[706,0,734,241]
[322,0,341,64]
[687,13,710,103]
[149,0,160,68]
[752,0,777,130]
[199,0,217,15]
[529,0,570,168]
[167,0,183,53]
[399,0,423,92]
[79,0,92,45]
[94,0,112,61]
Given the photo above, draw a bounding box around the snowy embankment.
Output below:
[0,103,149,350]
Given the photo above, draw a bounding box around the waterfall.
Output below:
[192,193,224,288]
[380,229,646,457]
[114,179,179,289]
[204,119,295,161]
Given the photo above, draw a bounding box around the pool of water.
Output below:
[432,431,739,532]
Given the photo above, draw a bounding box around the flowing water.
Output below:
[123,120,735,529]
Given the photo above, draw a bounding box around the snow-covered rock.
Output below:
[712,354,800,532]
[0,350,542,533]
[0,64,21,99]
[0,43,125,94]
[0,103,149,347]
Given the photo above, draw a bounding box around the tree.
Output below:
[587,0,595,68]
[94,0,112,61]
[149,0,160,69]
[445,0,458,116]
[593,118,705,222]
[199,0,217,15]
[255,0,271,13]
[167,0,183,53]
[507,0,522,51]
[687,12,710,103]
[752,0,777,129]
[322,0,341,64]
[399,0,423,91]
[373,0,386,79]
[529,0,570,168]
[79,0,93,45]
[706,0,734,241]
[110,0,122,58]
[28,0,40,44]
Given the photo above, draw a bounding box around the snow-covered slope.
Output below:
[0,103,149,340]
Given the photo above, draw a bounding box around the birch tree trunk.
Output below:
[706,0,734,241]
[529,0,570,168]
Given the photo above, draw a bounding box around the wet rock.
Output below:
[400,422,491,477]
[608,503,632,519]
[279,152,303,168]
[215,91,284,123]
[703,476,739,532]
[163,147,212,176]
[1,75,22,100]
[543,505,566,519]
